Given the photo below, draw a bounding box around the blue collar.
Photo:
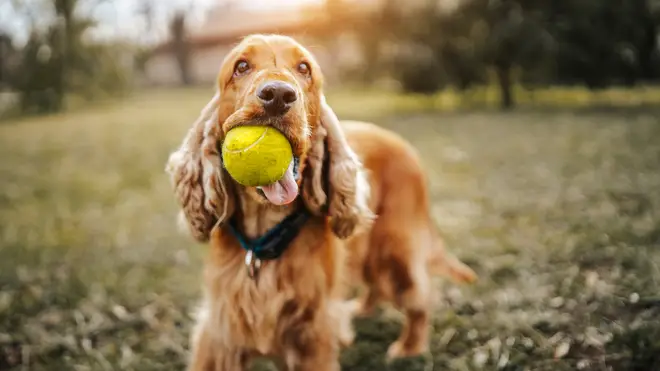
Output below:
[227,209,311,261]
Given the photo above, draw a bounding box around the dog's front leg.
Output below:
[290,342,340,371]
[188,324,250,371]
[283,317,341,371]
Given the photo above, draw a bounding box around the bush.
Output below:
[392,44,447,94]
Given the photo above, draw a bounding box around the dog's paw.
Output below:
[338,327,355,348]
[329,300,356,348]
[348,297,377,318]
[386,340,428,360]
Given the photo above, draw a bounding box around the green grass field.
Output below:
[1,88,659,371]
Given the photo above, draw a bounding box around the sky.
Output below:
[0,0,323,46]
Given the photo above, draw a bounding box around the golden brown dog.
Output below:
[166,34,476,371]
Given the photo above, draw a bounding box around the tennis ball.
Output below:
[221,126,293,187]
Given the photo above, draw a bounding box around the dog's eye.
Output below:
[297,62,311,76]
[234,60,250,76]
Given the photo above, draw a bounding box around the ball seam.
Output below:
[223,127,270,153]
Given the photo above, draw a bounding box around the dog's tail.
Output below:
[427,225,477,284]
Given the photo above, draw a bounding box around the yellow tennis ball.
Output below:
[221,126,293,187]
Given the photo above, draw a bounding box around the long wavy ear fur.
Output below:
[165,92,234,242]
[304,95,374,239]
[302,117,328,215]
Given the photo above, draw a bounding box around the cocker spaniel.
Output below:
[166,34,476,371]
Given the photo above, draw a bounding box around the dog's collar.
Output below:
[227,208,310,279]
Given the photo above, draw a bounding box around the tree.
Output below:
[474,0,553,109]
[380,1,450,93]
[549,0,660,88]
[434,2,490,91]
[0,33,19,91]
[169,10,192,86]
[12,0,132,114]
[19,32,63,112]
[324,0,660,106]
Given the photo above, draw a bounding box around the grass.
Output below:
[1,87,660,370]
[325,84,660,114]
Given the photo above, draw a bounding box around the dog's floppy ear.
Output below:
[303,95,374,239]
[302,113,328,216]
[165,92,235,242]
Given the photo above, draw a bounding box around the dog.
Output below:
[166,34,476,371]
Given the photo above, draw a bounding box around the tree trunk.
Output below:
[57,0,76,110]
[174,43,192,86]
[496,63,513,110]
[170,12,192,86]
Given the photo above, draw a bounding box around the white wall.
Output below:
[191,46,232,84]
[143,54,180,86]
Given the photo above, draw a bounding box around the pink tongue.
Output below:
[261,160,298,205]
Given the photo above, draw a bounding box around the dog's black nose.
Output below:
[257,81,297,116]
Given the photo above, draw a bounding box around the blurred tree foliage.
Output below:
[325,0,660,109]
[0,34,20,91]
[5,0,133,115]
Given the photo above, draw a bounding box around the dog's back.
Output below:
[340,120,476,358]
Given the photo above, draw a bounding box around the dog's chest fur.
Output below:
[201,261,290,354]
[201,216,335,356]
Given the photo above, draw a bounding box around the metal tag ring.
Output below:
[244,250,262,280]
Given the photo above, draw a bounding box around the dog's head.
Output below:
[166,34,373,242]
[216,34,323,206]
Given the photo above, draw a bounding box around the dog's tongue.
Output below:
[261,160,298,205]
